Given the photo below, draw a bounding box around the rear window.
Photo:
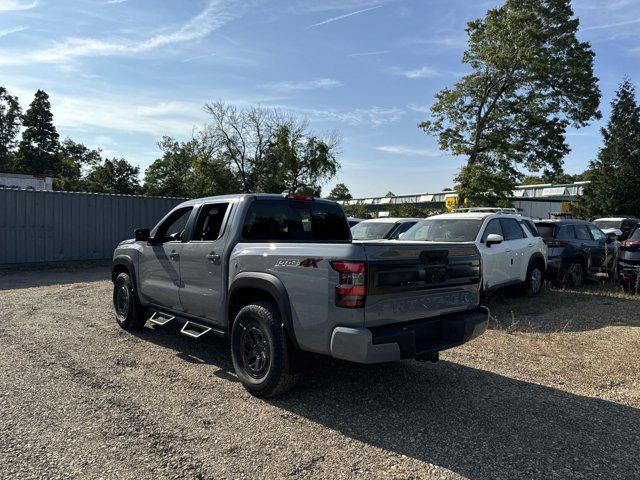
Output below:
[242,200,350,241]
[403,219,483,242]
[351,222,397,240]
[630,227,640,241]
[535,223,556,238]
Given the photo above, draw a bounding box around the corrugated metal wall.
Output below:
[0,190,185,266]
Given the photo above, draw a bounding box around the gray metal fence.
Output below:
[0,189,185,266]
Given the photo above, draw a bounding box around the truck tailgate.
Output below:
[362,242,481,327]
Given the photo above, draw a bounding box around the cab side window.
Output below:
[500,218,525,241]
[588,225,605,241]
[481,219,503,242]
[155,207,193,242]
[557,225,575,240]
[574,225,592,241]
[192,203,229,241]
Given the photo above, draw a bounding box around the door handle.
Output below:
[169,251,179,260]
[206,252,220,261]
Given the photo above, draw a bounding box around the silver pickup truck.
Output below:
[112,193,488,397]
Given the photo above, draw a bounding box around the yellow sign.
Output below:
[445,195,458,211]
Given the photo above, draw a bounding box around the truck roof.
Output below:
[175,193,339,208]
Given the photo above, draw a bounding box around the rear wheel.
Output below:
[564,260,584,288]
[524,261,544,296]
[113,272,146,331]
[230,301,300,398]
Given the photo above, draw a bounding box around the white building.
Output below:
[0,172,53,191]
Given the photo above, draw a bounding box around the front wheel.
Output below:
[524,261,544,297]
[230,302,300,398]
[113,272,146,331]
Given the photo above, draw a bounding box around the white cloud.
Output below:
[0,0,38,11]
[391,66,439,79]
[580,17,640,31]
[348,50,389,57]
[106,0,127,4]
[279,105,405,127]
[375,145,439,157]
[0,0,253,65]
[0,26,27,37]
[264,78,342,93]
[308,5,382,28]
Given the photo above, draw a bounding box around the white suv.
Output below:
[400,211,548,295]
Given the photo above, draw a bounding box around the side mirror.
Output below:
[485,233,504,247]
[134,228,150,242]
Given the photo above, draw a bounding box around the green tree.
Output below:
[84,158,140,195]
[259,123,339,194]
[0,87,22,171]
[327,183,352,201]
[143,136,241,198]
[421,0,600,205]
[203,102,274,193]
[582,79,640,218]
[143,137,196,197]
[55,139,102,191]
[16,90,61,175]
[341,203,372,219]
[388,203,443,218]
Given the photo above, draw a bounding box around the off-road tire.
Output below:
[524,260,545,297]
[230,301,300,398]
[113,272,147,331]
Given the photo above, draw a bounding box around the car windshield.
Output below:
[535,223,556,238]
[594,219,622,230]
[402,219,483,242]
[350,222,396,240]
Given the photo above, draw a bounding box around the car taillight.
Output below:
[330,261,366,308]
[621,239,640,250]
[544,238,568,248]
[283,192,314,201]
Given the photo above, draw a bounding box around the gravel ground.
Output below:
[1,266,639,480]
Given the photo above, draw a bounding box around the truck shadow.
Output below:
[134,323,639,479]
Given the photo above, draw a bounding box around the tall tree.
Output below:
[582,80,640,218]
[420,0,601,205]
[55,139,102,191]
[202,102,274,193]
[259,122,340,194]
[327,183,352,201]
[143,136,241,198]
[84,158,140,195]
[0,87,22,172]
[16,90,60,175]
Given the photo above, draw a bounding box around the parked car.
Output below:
[347,217,365,228]
[593,217,639,241]
[617,225,640,291]
[534,219,615,287]
[350,217,422,240]
[400,211,547,296]
[112,193,488,397]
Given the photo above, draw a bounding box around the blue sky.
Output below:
[1,0,639,198]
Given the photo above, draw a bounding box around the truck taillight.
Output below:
[330,261,366,308]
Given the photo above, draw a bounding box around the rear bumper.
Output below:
[329,306,489,364]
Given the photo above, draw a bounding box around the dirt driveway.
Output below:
[1,266,638,479]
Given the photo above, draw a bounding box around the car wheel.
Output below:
[113,272,147,331]
[230,301,300,398]
[565,260,584,288]
[524,261,544,297]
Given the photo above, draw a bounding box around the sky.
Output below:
[1,0,639,198]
